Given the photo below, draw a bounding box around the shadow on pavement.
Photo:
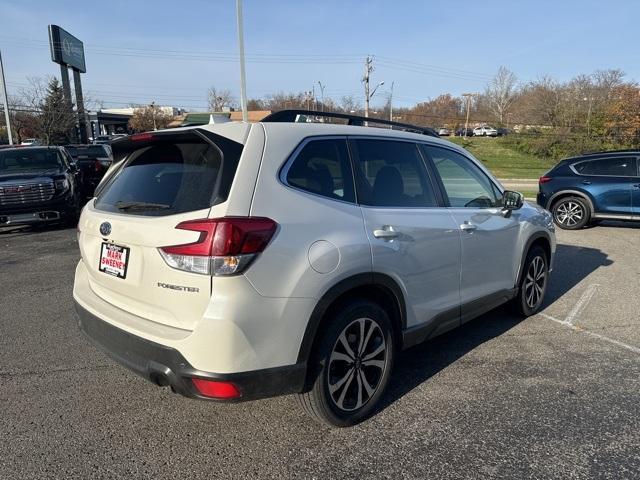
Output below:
[377,243,612,414]
[0,222,76,238]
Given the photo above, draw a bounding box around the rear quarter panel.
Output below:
[244,125,372,300]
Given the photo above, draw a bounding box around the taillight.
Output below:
[191,378,241,399]
[158,217,277,276]
[539,176,552,184]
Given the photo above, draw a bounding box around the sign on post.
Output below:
[48,25,86,73]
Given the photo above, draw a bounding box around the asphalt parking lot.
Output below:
[1,221,639,479]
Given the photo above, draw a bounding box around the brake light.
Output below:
[192,378,241,399]
[158,217,277,275]
[539,176,552,184]
[130,132,155,142]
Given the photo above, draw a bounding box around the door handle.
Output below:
[460,222,477,232]
[633,183,640,189]
[373,225,399,240]
[582,180,592,185]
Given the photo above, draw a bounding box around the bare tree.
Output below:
[15,76,76,145]
[128,105,172,132]
[207,87,236,112]
[339,95,362,114]
[485,66,518,125]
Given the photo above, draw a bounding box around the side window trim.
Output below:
[347,136,440,209]
[279,135,357,205]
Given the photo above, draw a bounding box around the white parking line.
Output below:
[565,284,599,325]
[540,312,640,355]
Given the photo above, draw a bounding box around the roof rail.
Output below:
[261,109,439,138]
[579,149,640,156]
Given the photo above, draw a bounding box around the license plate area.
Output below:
[99,242,130,279]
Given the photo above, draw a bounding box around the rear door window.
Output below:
[94,131,242,216]
[574,157,637,176]
[349,139,437,207]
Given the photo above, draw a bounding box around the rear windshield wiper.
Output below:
[115,201,171,211]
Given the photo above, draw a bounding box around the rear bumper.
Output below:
[74,300,307,402]
[536,192,549,209]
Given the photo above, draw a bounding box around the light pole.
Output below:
[462,93,476,137]
[389,81,394,122]
[366,80,384,118]
[0,50,13,145]
[317,81,325,112]
[236,0,248,122]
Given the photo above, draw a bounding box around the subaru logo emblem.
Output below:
[99,222,111,236]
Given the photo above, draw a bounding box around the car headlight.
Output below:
[55,179,69,191]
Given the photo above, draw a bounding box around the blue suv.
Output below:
[537,151,640,229]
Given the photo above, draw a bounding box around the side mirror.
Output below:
[69,163,79,173]
[501,190,524,217]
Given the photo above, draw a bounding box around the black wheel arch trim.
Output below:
[546,189,595,213]
[296,272,407,365]
[516,231,553,289]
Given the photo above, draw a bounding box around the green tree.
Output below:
[38,77,75,145]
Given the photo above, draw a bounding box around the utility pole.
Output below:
[389,81,394,122]
[362,56,384,120]
[317,81,325,112]
[0,50,13,145]
[363,56,373,118]
[462,93,476,137]
[150,101,157,130]
[236,0,248,122]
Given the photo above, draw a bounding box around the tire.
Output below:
[551,196,590,230]
[297,300,395,427]
[511,245,549,317]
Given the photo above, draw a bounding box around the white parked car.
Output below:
[437,127,451,136]
[473,126,498,137]
[74,111,555,427]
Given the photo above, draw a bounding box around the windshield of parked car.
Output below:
[0,149,63,172]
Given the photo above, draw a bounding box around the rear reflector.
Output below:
[192,378,241,399]
[159,217,277,275]
[539,176,552,184]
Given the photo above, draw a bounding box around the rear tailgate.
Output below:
[77,127,245,331]
[79,204,213,330]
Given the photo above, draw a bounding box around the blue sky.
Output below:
[1,0,639,110]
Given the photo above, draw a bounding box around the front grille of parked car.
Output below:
[0,182,56,206]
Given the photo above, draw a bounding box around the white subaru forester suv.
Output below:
[74,111,555,427]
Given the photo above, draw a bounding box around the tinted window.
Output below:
[423,145,500,208]
[66,145,109,158]
[0,149,63,172]
[95,134,241,216]
[350,139,437,207]
[286,139,355,202]
[573,157,637,176]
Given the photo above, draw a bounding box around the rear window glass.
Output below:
[66,145,108,158]
[94,133,242,216]
[0,149,63,172]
